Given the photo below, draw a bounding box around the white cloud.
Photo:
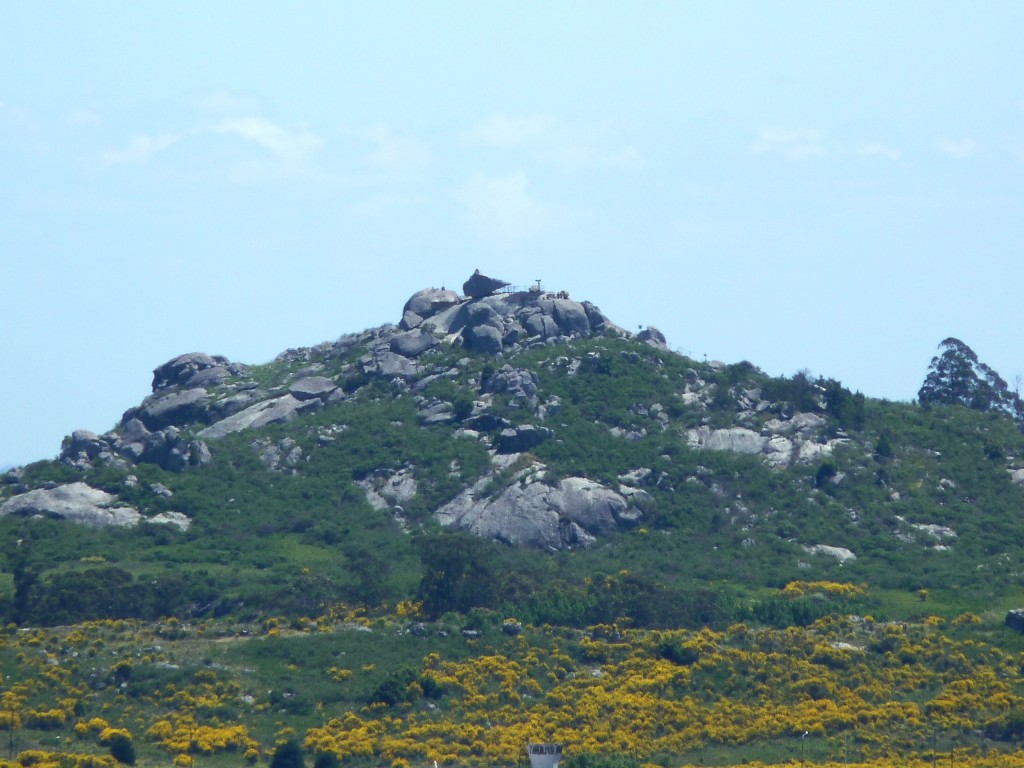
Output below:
[934,136,978,158]
[856,142,901,161]
[463,113,643,170]
[751,128,827,158]
[453,170,556,244]
[211,117,322,163]
[100,117,323,170]
[362,123,432,173]
[100,133,180,165]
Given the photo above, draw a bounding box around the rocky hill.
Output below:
[3,270,1024,626]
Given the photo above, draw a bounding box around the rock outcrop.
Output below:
[803,544,856,563]
[462,269,510,299]
[396,274,620,357]
[686,415,849,468]
[435,460,639,551]
[61,423,211,473]
[495,424,553,454]
[27,271,662,547]
[401,288,461,330]
[55,272,627,477]
[199,394,320,439]
[152,352,247,392]
[1006,609,1024,633]
[637,327,668,349]
[0,482,189,529]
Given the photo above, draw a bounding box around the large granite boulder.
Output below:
[61,430,107,463]
[540,298,591,336]
[0,482,141,527]
[0,482,191,529]
[435,470,636,550]
[401,288,461,330]
[463,323,503,354]
[688,426,766,454]
[463,269,510,299]
[637,326,668,349]
[524,312,560,340]
[483,366,539,404]
[59,419,212,472]
[395,276,619,357]
[128,387,212,431]
[198,394,320,439]
[288,376,338,401]
[1006,609,1024,633]
[686,424,844,468]
[106,419,210,470]
[152,353,243,391]
[374,352,419,379]
[356,467,418,510]
[496,424,553,453]
[391,329,441,358]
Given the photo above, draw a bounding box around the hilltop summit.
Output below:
[4,270,1024,623]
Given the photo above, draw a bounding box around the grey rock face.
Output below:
[463,323,503,354]
[418,401,455,425]
[396,277,619,358]
[42,278,625,482]
[686,420,847,468]
[540,298,590,336]
[483,366,539,405]
[289,376,338,401]
[57,419,212,473]
[496,424,553,454]
[152,353,244,391]
[131,388,212,431]
[146,511,191,531]
[61,430,106,464]
[466,301,502,329]
[390,329,440,358]
[356,467,418,510]
[637,327,668,349]
[435,470,636,550]
[400,288,461,330]
[688,426,766,454]
[524,312,560,340]
[253,437,305,474]
[802,544,856,563]
[0,482,141,527]
[1006,609,1024,633]
[199,394,319,439]
[374,352,419,379]
[463,270,510,299]
[113,421,210,470]
[581,301,608,332]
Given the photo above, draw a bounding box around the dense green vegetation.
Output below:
[4,332,1024,631]
[3,324,1024,768]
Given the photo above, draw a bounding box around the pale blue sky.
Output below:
[2,2,1022,469]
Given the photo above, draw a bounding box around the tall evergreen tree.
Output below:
[919,337,1023,419]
